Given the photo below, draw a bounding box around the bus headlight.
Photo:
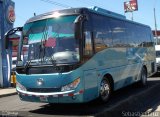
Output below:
[61,78,80,92]
[16,81,26,91]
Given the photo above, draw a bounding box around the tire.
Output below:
[48,103,55,106]
[139,67,147,86]
[99,78,112,103]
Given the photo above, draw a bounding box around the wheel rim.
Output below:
[100,80,110,101]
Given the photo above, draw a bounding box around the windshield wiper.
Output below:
[24,60,32,74]
[49,56,57,67]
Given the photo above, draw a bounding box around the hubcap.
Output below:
[100,80,110,101]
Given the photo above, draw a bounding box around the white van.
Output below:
[155,45,160,69]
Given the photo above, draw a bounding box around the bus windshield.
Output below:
[21,15,80,66]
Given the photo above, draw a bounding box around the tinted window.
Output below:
[136,26,153,47]
[136,25,146,47]
[125,22,138,47]
[110,19,127,47]
[125,22,153,47]
[94,32,111,52]
[145,27,154,47]
[92,14,113,52]
[84,31,93,56]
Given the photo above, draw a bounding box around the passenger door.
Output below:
[83,31,98,102]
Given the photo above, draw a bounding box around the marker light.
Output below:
[61,78,80,92]
[16,81,26,91]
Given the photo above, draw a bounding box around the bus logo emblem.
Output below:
[37,78,44,86]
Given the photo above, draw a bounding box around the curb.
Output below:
[95,82,160,117]
[0,92,17,98]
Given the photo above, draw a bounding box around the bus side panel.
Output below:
[126,48,143,81]
[97,65,135,91]
[87,48,137,91]
[83,69,98,102]
[101,48,136,90]
[95,48,141,90]
[146,47,157,76]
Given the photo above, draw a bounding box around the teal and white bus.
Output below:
[5,7,156,103]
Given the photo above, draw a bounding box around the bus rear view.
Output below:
[5,7,156,104]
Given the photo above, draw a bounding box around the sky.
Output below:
[12,0,160,30]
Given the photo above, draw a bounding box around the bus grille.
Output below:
[27,88,61,93]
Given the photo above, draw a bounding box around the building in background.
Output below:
[152,30,160,69]
[0,0,15,87]
[152,30,160,45]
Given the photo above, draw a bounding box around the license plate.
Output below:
[40,96,48,102]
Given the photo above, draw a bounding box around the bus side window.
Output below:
[84,31,93,56]
[94,31,112,52]
[110,19,127,47]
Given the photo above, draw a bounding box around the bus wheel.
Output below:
[49,103,55,106]
[139,67,147,86]
[99,78,111,102]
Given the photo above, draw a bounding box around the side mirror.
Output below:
[4,27,23,49]
[74,15,87,40]
[74,22,82,40]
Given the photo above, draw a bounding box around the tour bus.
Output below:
[5,7,156,103]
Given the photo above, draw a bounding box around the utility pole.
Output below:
[154,7,158,45]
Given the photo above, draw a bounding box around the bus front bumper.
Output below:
[17,88,84,103]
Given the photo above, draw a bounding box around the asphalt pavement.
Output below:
[0,76,160,117]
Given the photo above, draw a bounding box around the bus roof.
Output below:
[88,6,126,19]
[25,6,150,28]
